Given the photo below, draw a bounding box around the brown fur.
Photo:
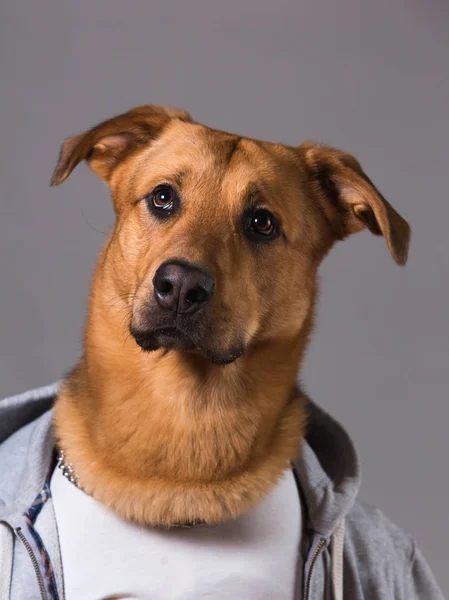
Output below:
[51,105,410,526]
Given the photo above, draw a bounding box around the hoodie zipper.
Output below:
[15,526,47,600]
[304,536,327,600]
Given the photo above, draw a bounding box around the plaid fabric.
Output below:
[24,483,50,524]
[24,482,60,600]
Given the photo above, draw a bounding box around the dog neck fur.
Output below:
[54,250,311,526]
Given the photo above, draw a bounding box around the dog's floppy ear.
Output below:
[298,142,410,265]
[50,105,192,186]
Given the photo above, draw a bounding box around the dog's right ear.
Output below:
[50,105,192,187]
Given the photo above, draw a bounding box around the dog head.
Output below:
[51,105,410,365]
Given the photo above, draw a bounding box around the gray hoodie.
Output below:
[0,383,445,600]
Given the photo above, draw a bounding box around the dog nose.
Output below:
[153,261,215,314]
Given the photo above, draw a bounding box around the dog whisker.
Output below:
[78,205,109,237]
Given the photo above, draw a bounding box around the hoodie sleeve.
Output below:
[404,540,446,600]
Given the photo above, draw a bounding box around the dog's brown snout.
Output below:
[153,261,215,314]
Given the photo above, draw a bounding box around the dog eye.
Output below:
[147,185,179,219]
[244,208,279,243]
[251,210,274,234]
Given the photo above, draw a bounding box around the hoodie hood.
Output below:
[295,400,361,538]
[0,382,361,536]
[0,383,59,522]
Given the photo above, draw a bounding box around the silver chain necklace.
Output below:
[56,447,81,488]
[56,446,205,528]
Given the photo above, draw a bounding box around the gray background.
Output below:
[1,0,448,592]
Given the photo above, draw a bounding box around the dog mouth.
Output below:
[132,326,195,352]
[130,325,244,365]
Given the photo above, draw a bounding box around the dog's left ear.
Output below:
[298,142,411,265]
[50,105,192,187]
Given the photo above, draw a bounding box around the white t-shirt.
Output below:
[50,465,302,600]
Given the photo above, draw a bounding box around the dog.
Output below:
[30,103,416,598]
[50,104,409,527]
